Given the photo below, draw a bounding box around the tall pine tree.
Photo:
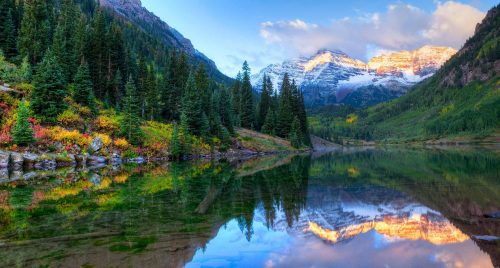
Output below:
[121,76,143,145]
[257,74,271,130]
[276,73,293,137]
[239,61,254,129]
[31,51,67,123]
[180,71,203,135]
[73,61,96,114]
[18,0,52,64]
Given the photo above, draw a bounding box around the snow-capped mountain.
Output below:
[251,46,456,107]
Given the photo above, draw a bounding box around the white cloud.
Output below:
[423,1,485,47]
[259,1,485,61]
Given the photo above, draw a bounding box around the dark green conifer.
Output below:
[31,51,67,123]
[289,116,302,148]
[180,72,203,135]
[12,101,36,145]
[121,76,144,145]
[73,61,97,114]
[239,61,254,129]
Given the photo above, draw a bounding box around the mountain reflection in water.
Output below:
[0,147,497,268]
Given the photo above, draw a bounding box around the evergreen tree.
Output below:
[179,112,192,155]
[18,0,52,64]
[195,63,210,109]
[240,61,254,129]
[276,73,293,137]
[289,116,302,148]
[19,56,32,83]
[121,76,143,145]
[219,86,235,134]
[87,9,107,99]
[170,124,181,159]
[73,61,96,113]
[1,9,17,59]
[12,101,36,145]
[257,74,271,130]
[31,51,67,123]
[112,69,123,108]
[180,71,203,135]
[145,69,159,120]
[261,109,276,135]
[52,23,70,81]
[231,72,242,127]
[200,112,211,142]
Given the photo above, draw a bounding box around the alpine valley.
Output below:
[252,46,457,107]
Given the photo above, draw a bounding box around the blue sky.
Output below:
[141,0,498,77]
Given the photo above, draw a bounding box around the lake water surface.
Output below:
[0,147,498,267]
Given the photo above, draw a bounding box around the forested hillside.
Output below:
[310,5,499,143]
[0,0,311,160]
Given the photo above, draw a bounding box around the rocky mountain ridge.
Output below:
[98,0,232,83]
[252,46,457,107]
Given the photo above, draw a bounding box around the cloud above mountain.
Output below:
[259,1,485,60]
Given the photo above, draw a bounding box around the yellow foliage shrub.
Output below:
[93,133,112,147]
[346,114,358,124]
[113,138,130,150]
[94,115,120,134]
[57,109,83,127]
[47,127,91,147]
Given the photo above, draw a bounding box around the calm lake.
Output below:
[0,147,498,268]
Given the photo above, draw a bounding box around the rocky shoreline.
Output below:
[0,147,301,172]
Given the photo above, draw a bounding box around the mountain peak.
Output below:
[316,48,348,56]
[302,49,365,72]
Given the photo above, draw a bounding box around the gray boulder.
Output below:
[10,152,23,169]
[55,154,76,167]
[89,136,104,153]
[75,154,88,166]
[0,150,9,168]
[23,153,39,169]
[37,154,57,170]
[88,156,107,166]
[110,153,122,165]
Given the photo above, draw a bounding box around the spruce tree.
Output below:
[87,10,107,99]
[170,124,181,159]
[231,72,242,127]
[195,64,210,109]
[2,9,17,59]
[31,51,67,123]
[18,0,52,64]
[289,116,302,149]
[219,86,235,134]
[261,109,276,136]
[276,73,293,137]
[180,71,203,135]
[73,62,96,114]
[145,69,159,120]
[12,101,36,145]
[19,56,32,83]
[179,112,192,155]
[239,61,254,129]
[257,74,271,130]
[121,76,143,145]
[200,112,211,142]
